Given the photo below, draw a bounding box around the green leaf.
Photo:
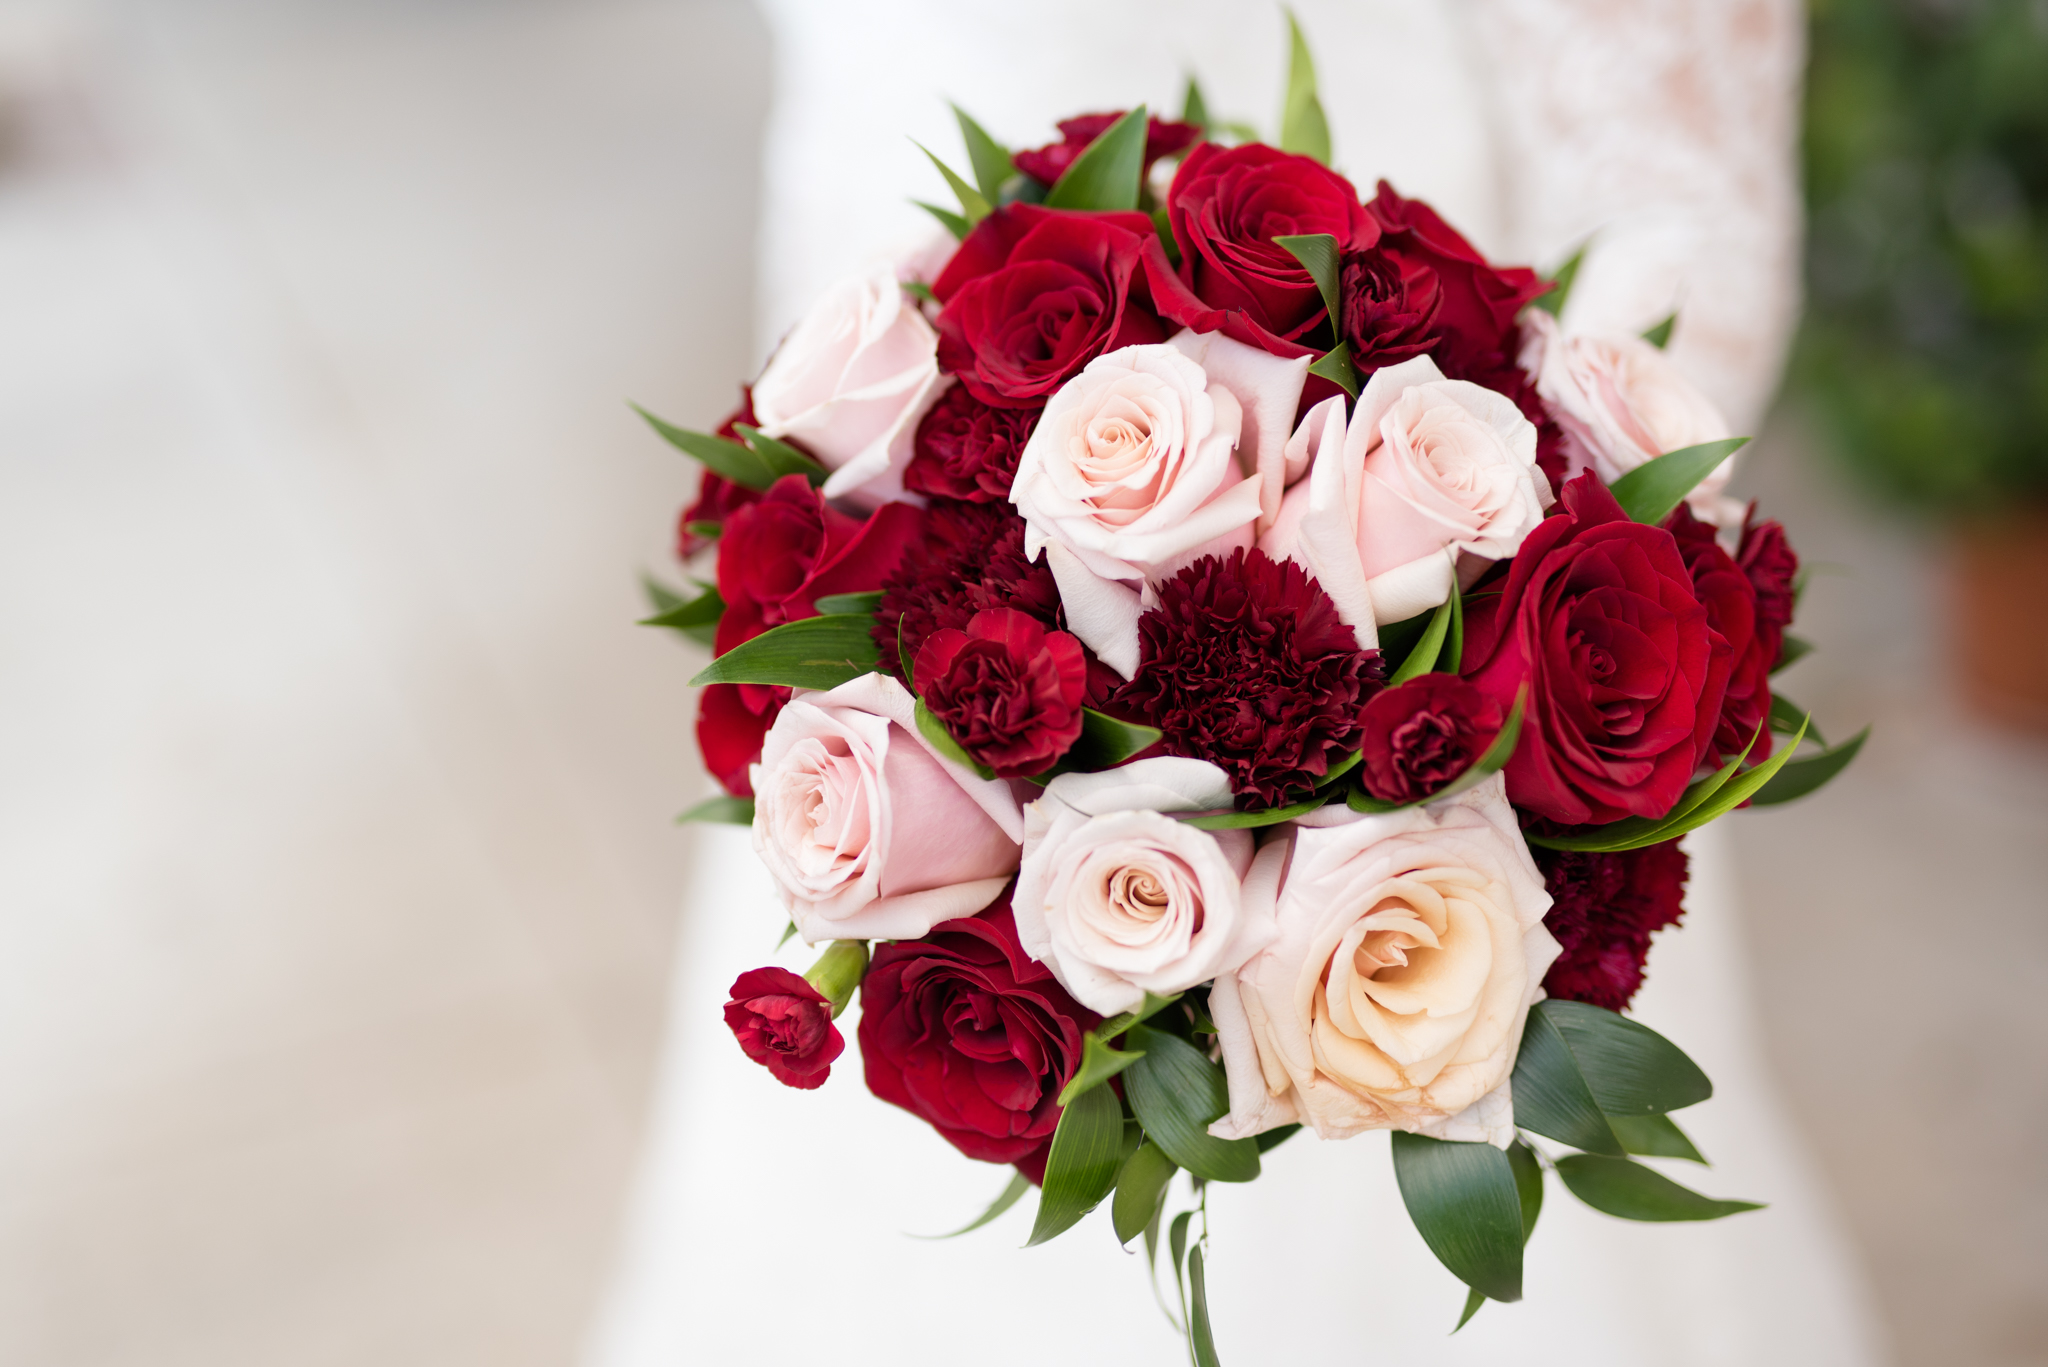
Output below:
[1112,1141,1178,1245]
[640,585,725,631]
[1058,1032,1146,1106]
[813,591,882,618]
[1554,1154,1763,1222]
[689,615,880,690]
[1390,1132,1525,1303]
[1169,1210,1194,1313]
[1608,437,1751,525]
[912,139,992,224]
[895,614,915,683]
[1255,1123,1302,1153]
[1608,1112,1708,1165]
[1181,75,1210,129]
[730,424,830,485]
[1180,793,1330,830]
[1533,242,1586,317]
[916,1171,1031,1239]
[1122,1025,1261,1183]
[776,920,799,949]
[1387,590,1456,685]
[1090,991,1182,1045]
[1274,233,1342,325]
[1642,312,1677,348]
[675,795,754,825]
[1540,1000,1713,1117]
[1774,633,1815,673]
[951,105,1014,205]
[1152,207,1182,268]
[633,404,775,489]
[1767,692,1824,746]
[1507,1005,1624,1155]
[1317,748,1364,792]
[1025,1081,1126,1246]
[1526,716,1808,852]
[1456,1286,1487,1333]
[1278,9,1331,164]
[1188,1246,1222,1367]
[900,280,934,304]
[1045,105,1148,212]
[681,519,722,542]
[1306,341,1361,398]
[1456,1138,1545,1331]
[914,699,995,780]
[1750,725,1869,806]
[913,199,971,240]
[1050,708,1162,773]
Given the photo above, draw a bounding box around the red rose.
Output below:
[932,204,1205,407]
[713,474,923,656]
[697,682,784,797]
[676,394,765,557]
[904,384,1041,502]
[1012,111,1201,187]
[1165,142,1379,352]
[914,608,1087,778]
[1461,473,1732,826]
[858,891,1098,1176]
[1533,840,1688,1011]
[1338,248,1444,373]
[1362,182,1547,379]
[1668,503,1773,763]
[723,966,843,1090]
[1736,508,1800,668]
[1356,674,1507,804]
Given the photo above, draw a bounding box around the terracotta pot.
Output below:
[1951,504,2048,733]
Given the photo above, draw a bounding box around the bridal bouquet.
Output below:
[641,26,1862,1358]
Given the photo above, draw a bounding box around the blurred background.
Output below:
[0,1,2043,1365]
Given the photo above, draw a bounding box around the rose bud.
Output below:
[722,966,844,1090]
[1356,674,1507,805]
[913,608,1088,779]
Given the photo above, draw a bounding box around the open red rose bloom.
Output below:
[633,71,1860,1356]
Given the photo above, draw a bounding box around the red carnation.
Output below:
[1461,472,1732,827]
[904,384,1041,503]
[1356,674,1506,805]
[1533,841,1689,1011]
[1668,502,1773,763]
[915,609,1087,778]
[1736,509,1800,668]
[1165,142,1379,354]
[858,892,1098,1179]
[723,966,844,1090]
[1114,548,1383,808]
[676,394,765,557]
[872,500,1064,676]
[932,204,1206,407]
[1012,110,1201,187]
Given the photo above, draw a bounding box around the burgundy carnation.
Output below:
[858,892,1098,1178]
[1462,472,1732,827]
[723,966,843,1090]
[1012,111,1201,187]
[904,383,1041,502]
[1668,502,1774,763]
[676,394,764,557]
[1533,841,1689,1011]
[1356,674,1506,804]
[873,500,1064,677]
[1166,142,1379,352]
[932,204,1204,407]
[697,682,785,798]
[1114,548,1383,808]
[1737,509,1800,668]
[1364,181,1547,379]
[915,609,1087,778]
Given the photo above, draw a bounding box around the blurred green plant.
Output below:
[1797,0,2048,511]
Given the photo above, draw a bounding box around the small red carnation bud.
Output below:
[914,608,1088,778]
[722,966,845,1091]
[1357,674,1505,804]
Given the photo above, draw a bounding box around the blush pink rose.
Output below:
[751,672,1023,943]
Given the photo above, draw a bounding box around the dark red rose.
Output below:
[1339,248,1444,372]
[1114,548,1383,808]
[676,395,765,557]
[1461,472,1732,826]
[1356,674,1506,804]
[1736,508,1800,668]
[1364,182,1547,379]
[1668,503,1773,763]
[904,384,1041,502]
[914,609,1087,778]
[1012,111,1202,187]
[697,682,785,798]
[873,500,1064,676]
[932,204,1206,407]
[1165,142,1379,353]
[1533,840,1688,1011]
[713,474,923,656]
[723,966,843,1090]
[858,892,1098,1176]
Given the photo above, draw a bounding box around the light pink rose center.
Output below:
[784,737,871,879]
[1071,388,1187,524]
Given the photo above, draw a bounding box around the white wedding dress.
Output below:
[584,3,1888,1363]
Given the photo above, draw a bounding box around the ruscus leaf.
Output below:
[1045,106,1147,212]
[730,424,829,485]
[1642,312,1677,348]
[689,616,880,690]
[1554,1154,1763,1222]
[1057,1032,1145,1106]
[812,590,882,617]
[1046,708,1162,774]
[1112,1142,1178,1245]
[1387,589,1456,685]
[1307,342,1360,398]
[1607,1112,1708,1165]
[632,405,774,489]
[1188,1246,1222,1367]
[1609,437,1751,525]
[915,1171,1031,1239]
[1539,999,1713,1116]
[1122,1025,1260,1183]
[1749,725,1869,806]
[1274,233,1342,325]
[1767,691,1825,746]
[1279,9,1331,164]
[951,105,1014,204]
[914,699,995,780]
[639,586,725,632]
[675,795,754,825]
[1507,1006,1624,1155]
[1390,1132,1525,1303]
[1181,75,1210,129]
[1775,633,1815,673]
[1180,793,1329,830]
[1255,1123,1302,1153]
[912,139,992,224]
[1533,242,1586,317]
[913,199,971,240]
[1025,1081,1125,1246]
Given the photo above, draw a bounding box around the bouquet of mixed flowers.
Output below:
[641,25,1864,1357]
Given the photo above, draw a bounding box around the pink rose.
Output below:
[751,673,1023,943]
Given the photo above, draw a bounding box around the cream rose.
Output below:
[751,672,1023,944]
[1012,758,1282,1016]
[1519,310,1741,531]
[751,267,944,510]
[1010,338,1303,677]
[1208,775,1560,1148]
[1259,356,1549,637]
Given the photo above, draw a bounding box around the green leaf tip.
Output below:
[689,614,881,691]
[1642,312,1677,348]
[1534,241,1587,317]
[950,104,1014,205]
[1123,1025,1261,1183]
[1045,105,1149,212]
[915,1171,1031,1240]
[912,138,992,225]
[676,795,754,826]
[1279,10,1332,165]
[1555,1153,1763,1222]
[1609,437,1750,525]
[1391,1132,1526,1304]
[1025,1081,1124,1246]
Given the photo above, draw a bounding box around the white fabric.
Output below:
[585,2,1886,1363]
